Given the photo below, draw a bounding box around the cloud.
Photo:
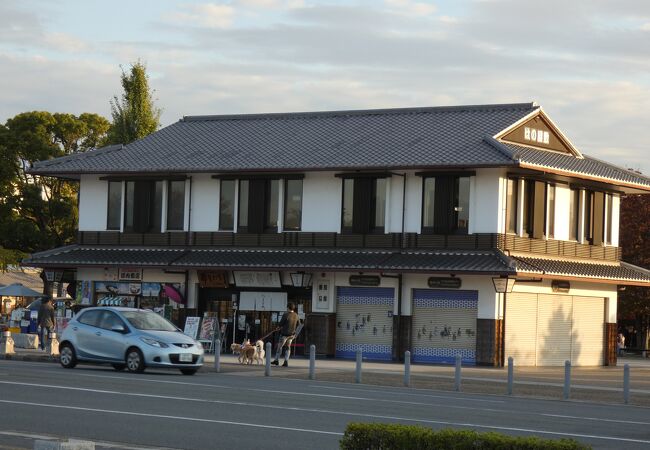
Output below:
[384,0,437,16]
[165,3,235,29]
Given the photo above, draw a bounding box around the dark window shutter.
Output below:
[434,176,452,233]
[592,191,605,246]
[352,178,372,233]
[532,181,546,239]
[247,179,266,233]
[133,181,152,233]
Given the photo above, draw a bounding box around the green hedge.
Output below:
[340,423,591,450]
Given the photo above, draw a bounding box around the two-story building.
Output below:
[25,102,650,366]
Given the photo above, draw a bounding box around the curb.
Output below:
[0,354,59,363]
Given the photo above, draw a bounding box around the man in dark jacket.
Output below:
[37,297,56,350]
[272,303,300,367]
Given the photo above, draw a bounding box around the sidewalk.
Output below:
[3,346,650,406]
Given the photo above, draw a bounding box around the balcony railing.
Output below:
[77,230,622,261]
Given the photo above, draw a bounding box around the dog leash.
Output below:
[258,328,280,342]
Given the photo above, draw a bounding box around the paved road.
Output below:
[1,360,650,449]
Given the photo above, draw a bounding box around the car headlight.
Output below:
[140,337,169,348]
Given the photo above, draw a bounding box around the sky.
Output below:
[1,0,649,174]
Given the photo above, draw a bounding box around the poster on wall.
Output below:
[76,280,93,305]
[183,316,201,339]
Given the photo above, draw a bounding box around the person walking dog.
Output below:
[37,297,56,351]
[272,303,300,367]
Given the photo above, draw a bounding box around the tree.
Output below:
[0,111,110,292]
[618,192,650,351]
[107,61,162,145]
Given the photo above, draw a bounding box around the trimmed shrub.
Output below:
[340,423,591,450]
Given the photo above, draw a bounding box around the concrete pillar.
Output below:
[47,332,60,357]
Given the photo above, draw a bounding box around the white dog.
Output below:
[253,340,265,365]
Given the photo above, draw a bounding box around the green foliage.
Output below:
[107,60,162,145]
[0,111,110,256]
[340,423,591,450]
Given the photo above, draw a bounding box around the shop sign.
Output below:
[551,280,570,293]
[239,291,287,311]
[119,268,143,281]
[349,275,380,286]
[427,277,462,289]
[198,270,229,288]
[233,271,281,288]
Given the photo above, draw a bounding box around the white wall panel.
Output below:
[611,194,620,247]
[302,171,341,232]
[554,184,570,241]
[472,169,503,233]
[79,175,108,231]
[190,174,219,231]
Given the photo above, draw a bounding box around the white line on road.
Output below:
[0,399,343,437]
[1,398,648,445]
[0,431,177,450]
[542,414,650,426]
[312,385,505,403]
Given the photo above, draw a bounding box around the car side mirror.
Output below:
[111,324,126,333]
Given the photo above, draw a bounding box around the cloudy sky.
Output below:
[1,0,649,173]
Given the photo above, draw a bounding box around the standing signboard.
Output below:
[183,316,201,339]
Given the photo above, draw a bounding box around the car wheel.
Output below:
[112,363,126,371]
[125,348,145,373]
[180,368,197,375]
[59,343,77,369]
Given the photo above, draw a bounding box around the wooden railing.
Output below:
[77,231,621,261]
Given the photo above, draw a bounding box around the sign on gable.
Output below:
[500,115,574,155]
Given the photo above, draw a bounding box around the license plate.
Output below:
[179,353,192,362]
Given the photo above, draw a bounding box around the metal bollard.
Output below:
[507,356,514,395]
[1,331,15,355]
[563,360,571,400]
[623,364,630,405]
[309,345,316,380]
[265,342,272,377]
[48,332,59,357]
[214,339,221,372]
[355,349,362,384]
[454,355,462,391]
[404,351,411,387]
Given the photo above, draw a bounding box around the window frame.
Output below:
[283,179,303,231]
[166,179,186,231]
[340,176,387,234]
[106,181,122,231]
[219,179,236,231]
[420,175,471,235]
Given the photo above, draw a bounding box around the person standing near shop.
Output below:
[38,297,55,350]
[272,303,300,367]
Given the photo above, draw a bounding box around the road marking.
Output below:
[0,399,343,436]
[0,379,502,413]
[542,414,650,425]
[311,385,504,403]
[0,431,176,450]
[1,398,647,445]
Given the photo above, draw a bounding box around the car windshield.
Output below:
[121,311,177,332]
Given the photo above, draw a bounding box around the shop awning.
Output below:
[23,245,514,275]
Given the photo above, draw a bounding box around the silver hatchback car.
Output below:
[59,307,204,375]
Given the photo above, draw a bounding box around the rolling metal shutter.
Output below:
[506,293,605,366]
[335,287,394,360]
[536,294,573,366]
[505,292,538,366]
[411,289,478,364]
[571,296,605,366]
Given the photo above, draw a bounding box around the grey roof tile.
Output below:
[31,104,536,174]
[511,256,650,283]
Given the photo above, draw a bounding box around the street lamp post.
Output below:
[492,276,516,367]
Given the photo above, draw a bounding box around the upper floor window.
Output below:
[506,178,553,239]
[341,176,386,234]
[421,175,470,234]
[107,181,122,230]
[569,187,611,245]
[605,193,613,245]
[124,180,163,233]
[219,179,236,231]
[284,179,303,231]
[546,184,555,239]
[569,188,580,241]
[505,178,518,234]
[166,180,186,231]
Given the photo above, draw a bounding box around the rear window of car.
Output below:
[77,310,101,327]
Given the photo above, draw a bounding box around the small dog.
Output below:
[232,340,256,364]
[252,340,265,365]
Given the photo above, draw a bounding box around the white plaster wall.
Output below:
[472,169,504,233]
[611,194,620,247]
[554,184,571,241]
[189,174,219,231]
[79,175,108,231]
[511,279,617,323]
[301,171,343,232]
[403,172,422,233]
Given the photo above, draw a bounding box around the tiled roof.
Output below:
[511,256,650,284]
[23,246,513,274]
[30,103,536,174]
[491,140,650,188]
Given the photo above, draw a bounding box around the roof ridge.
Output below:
[182,102,538,122]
